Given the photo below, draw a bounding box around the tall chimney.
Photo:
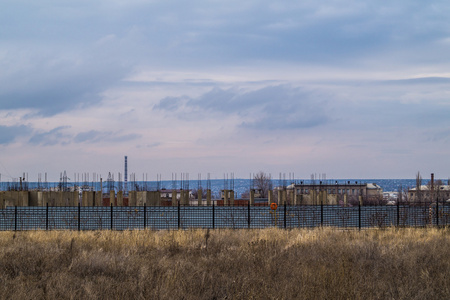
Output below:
[431,173,434,198]
[124,156,128,196]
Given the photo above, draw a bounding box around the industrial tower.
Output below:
[124,156,128,196]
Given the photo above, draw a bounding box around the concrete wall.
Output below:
[184,190,189,205]
[172,190,177,206]
[38,191,48,207]
[147,191,161,206]
[223,190,229,206]
[132,191,161,206]
[198,189,202,206]
[206,189,211,206]
[95,191,102,206]
[0,192,5,209]
[0,191,80,207]
[117,191,124,206]
[29,191,39,206]
[128,191,137,206]
[179,190,184,205]
[136,191,146,206]
[3,192,17,207]
[0,188,362,208]
[0,191,29,207]
[82,191,95,206]
[110,191,115,206]
[268,190,274,205]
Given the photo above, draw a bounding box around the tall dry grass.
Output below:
[0,228,449,299]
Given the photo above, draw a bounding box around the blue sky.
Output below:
[1,0,450,181]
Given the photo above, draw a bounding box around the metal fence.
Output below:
[1,202,449,231]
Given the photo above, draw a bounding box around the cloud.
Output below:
[28,126,72,146]
[73,130,104,143]
[0,50,129,116]
[153,96,188,111]
[1,0,450,178]
[379,77,450,85]
[1,0,449,119]
[155,85,330,130]
[74,130,141,144]
[136,142,161,149]
[27,127,141,146]
[0,125,31,145]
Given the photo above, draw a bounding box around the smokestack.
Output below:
[124,156,128,196]
[431,173,434,194]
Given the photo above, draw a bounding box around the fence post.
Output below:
[144,203,147,230]
[248,201,251,229]
[358,203,361,231]
[46,203,49,231]
[110,203,113,230]
[212,202,215,229]
[14,205,17,231]
[284,201,287,229]
[78,203,81,231]
[397,201,400,227]
[320,202,323,227]
[177,201,181,229]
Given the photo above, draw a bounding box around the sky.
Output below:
[1,0,450,182]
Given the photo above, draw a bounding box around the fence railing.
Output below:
[1,202,449,231]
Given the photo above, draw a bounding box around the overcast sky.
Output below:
[1,0,450,181]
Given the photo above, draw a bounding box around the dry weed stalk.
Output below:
[0,228,449,299]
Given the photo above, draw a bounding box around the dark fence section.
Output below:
[1,202,449,231]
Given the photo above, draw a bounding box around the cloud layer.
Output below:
[1,1,450,180]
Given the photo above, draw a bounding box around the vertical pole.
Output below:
[247,201,250,229]
[212,202,215,229]
[46,202,49,231]
[177,201,181,229]
[320,201,323,227]
[78,203,81,231]
[397,200,400,227]
[284,201,287,229]
[110,203,113,230]
[144,203,147,229]
[358,203,361,231]
[14,205,17,231]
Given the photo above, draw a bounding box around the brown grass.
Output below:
[0,228,449,299]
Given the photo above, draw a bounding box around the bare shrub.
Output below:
[253,171,273,198]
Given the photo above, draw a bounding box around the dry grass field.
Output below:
[0,228,449,299]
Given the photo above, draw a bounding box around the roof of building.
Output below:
[287,182,382,189]
[409,185,450,192]
[367,183,382,189]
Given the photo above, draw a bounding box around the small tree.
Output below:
[191,188,207,200]
[416,171,423,202]
[253,171,273,198]
[398,184,410,204]
[428,179,444,202]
